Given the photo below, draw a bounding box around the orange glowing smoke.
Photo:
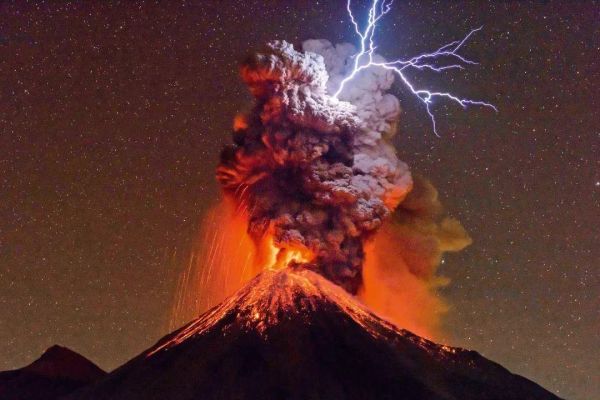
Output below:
[233,114,248,132]
[171,177,470,340]
[170,197,257,329]
[170,196,314,329]
[260,234,313,271]
[358,176,473,341]
[359,225,448,340]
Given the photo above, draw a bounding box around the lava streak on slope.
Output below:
[74,268,561,400]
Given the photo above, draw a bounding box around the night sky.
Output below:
[1,1,598,399]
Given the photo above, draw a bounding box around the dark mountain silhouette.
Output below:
[68,267,562,400]
[0,345,106,400]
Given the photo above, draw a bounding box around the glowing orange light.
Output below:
[260,233,313,270]
[170,196,315,330]
[358,224,447,341]
[233,114,248,131]
[169,197,258,329]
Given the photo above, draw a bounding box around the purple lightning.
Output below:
[334,0,497,136]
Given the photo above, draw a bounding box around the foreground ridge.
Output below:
[0,345,106,400]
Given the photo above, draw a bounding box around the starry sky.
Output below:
[1,1,598,399]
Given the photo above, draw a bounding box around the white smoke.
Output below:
[303,39,410,210]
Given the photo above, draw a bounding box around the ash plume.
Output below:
[359,175,472,337]
[217,40,412,293]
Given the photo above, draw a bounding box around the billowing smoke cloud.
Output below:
[171,39,473,338]
[359,175,472,338]
[302,39,401,138]
[388,175,472,279]
[216,40,411,293]
[301,40,473,338]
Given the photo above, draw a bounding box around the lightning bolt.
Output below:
[334,0,497,136]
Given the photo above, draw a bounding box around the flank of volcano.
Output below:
[68,267,562,400]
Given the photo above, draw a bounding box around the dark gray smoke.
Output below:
[217,40,412,293]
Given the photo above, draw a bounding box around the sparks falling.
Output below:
[334,0,497,136]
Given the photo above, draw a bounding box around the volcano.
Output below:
[68,267,560,400]
[0,345,106,400]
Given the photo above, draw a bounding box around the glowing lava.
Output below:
[262,234,314,271]
[169,196,315,330]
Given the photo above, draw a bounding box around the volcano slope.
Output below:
[0,345,105,400]
[69,267,561,400]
